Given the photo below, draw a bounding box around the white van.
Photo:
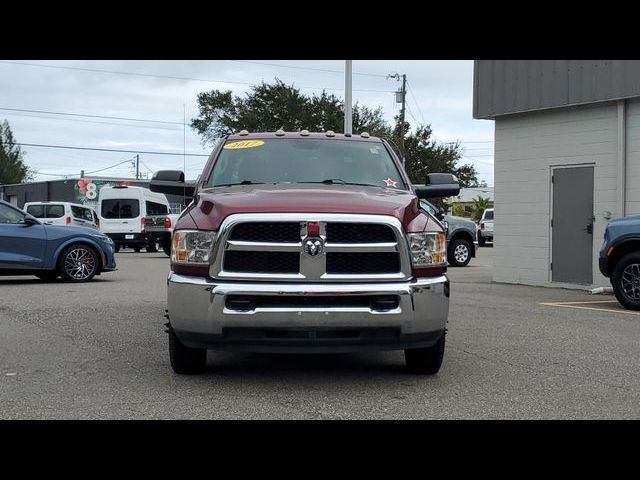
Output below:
[23,201,98,229]
[98,185,172,254]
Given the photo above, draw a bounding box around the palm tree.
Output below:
[471,196,492,222]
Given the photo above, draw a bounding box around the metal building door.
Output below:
[551,166,594,284]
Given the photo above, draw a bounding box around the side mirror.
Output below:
[23,214,40,226]
[150,170,196,197]
[414,173,460,199]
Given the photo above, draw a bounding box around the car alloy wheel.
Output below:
[64,247,97,280]
[621,263,640,301]
[454,243,469,264]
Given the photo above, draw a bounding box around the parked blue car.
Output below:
[0,199,116,282]
[599,215,640,310]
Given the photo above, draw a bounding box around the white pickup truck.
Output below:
[477,208,494,247]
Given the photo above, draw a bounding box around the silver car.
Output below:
[420,199,477,267]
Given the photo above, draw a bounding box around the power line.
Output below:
[0,60,394,94]
[462,157,494,166]
[0,111,182,131]
[406,81,426,126]
[139,159,155,174]
[13,142,209,157]
[230,60,388,78]
[34,157,138,178]
[0,106,183,125]
[405,104,422,127]
[84,157,136,175]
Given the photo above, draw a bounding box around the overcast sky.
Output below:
[0,60,495,185]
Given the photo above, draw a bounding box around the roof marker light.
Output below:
[325,130,335,137]
[300,130,309,136]
[275,129,285,136]
[239,130,249,136]
[360,132,370,138]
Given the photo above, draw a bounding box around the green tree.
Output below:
[471,195,492,221]
[191,79,391,145]
[0,120,33,184]
[396,123,478,209]
[190,79,477,209]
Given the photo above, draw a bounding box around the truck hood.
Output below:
[445,213,476,225]
[607,215,640,228]
[183,183,437,232]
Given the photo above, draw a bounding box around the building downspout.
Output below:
[617,100,626,218]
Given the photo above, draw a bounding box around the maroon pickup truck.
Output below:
[151,131,459,374]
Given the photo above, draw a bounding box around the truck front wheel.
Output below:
[611,252,640,310]
[169,327,207,374]
[404,333,446,374]
[448,238,471,267]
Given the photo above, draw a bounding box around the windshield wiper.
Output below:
[301,179,381,188]
[213,180,265,187]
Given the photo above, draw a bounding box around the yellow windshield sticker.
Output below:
[224,140,265,150]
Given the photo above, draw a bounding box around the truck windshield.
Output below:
[207,138,406,190]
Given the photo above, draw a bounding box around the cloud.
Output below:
[0,60,494,184]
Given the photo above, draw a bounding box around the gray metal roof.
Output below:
[473,60,640,119]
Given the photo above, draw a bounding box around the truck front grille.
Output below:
[212,214,410,282]
[224,251,299,274]
[229,222,300,243]
[326,252,400,274]
[326,223,396,243]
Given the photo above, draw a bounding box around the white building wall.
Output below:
[493,101,623,288]
[626,99,640,216]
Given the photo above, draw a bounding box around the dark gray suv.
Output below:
[420,199,477,267]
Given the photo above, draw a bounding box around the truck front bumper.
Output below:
[167,272,450,353]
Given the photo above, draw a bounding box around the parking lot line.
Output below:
[540,300,640,316]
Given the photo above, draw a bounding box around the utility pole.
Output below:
[388,73,407,157]
[399,74,407,156]
[344,60,353,135]
[135,154,139,180]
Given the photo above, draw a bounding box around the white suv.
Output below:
[23,202,98,229]
[477,208,494,247]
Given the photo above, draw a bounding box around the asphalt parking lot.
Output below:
[1,247,639,419]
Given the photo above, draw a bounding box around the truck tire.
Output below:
[58,243,99,283]
[404,332,446,374]
[147,241,158,253]
[114,244,121,253]
[133,245,141,253]
[162,241,171,257]
[478,232,485,247]
[169,327,207,374]
[611,252,640,310]
[448,238,471,267]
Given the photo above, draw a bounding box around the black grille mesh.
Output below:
[326,252,400,274]
[224,251,299,273]
[326,223,395,243]
[229,222,300,243]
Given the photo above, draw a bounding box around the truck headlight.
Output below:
[407,232,446,267]
[171,230,217,264]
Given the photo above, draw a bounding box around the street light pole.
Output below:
[344,60,352,135]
